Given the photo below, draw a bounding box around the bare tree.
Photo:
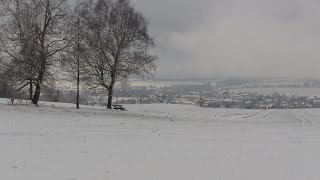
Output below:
[61,0,83,109]
[0,0,71,105]
[79,0,157,109]
[0,0,37,100]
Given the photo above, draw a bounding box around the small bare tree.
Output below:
[0,0,71,105]
[79,0,157,109]
[61,0,83,109]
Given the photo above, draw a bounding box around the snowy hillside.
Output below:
[1,100,320,179]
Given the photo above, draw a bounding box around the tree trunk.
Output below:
[76,80,79,109]
[107,71,116,109]
[32,83,41,105]
[107,87,113,109]
[29,81,33,100]
[76,5,80,110]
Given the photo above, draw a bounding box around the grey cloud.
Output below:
[73,0,320,78]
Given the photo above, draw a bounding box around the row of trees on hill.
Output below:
[0,0,157,109]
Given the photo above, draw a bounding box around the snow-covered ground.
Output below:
[1,99,320,180]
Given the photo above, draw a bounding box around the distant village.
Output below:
[198,91,320,109]
[111,82,320,109]
[4,78,320,109]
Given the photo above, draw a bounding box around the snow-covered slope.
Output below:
[1,100,320,180]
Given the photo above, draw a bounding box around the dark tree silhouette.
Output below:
[0,0,71,105]
[79,0,156,109]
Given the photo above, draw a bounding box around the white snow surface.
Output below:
[1,99,320,180]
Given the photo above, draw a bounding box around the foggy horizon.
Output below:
[126,0,320,79]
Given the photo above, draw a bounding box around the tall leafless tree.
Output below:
[61,0,82,109]
[0,0,37,100]
[0,0,71,105]
[79,0,157,109]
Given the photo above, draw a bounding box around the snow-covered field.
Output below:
[1,100,320,180]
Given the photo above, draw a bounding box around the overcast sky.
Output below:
[130,0,320,79]
[74,0,320,79]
